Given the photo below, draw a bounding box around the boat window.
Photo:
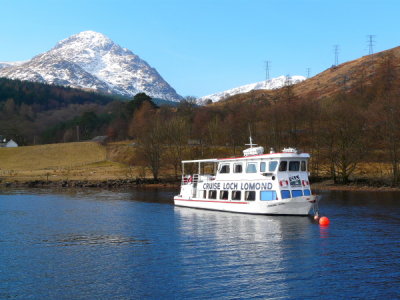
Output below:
[209,190,217,199]
[281,190,291,199]
[219,164,230,174]
[220,190,229,200]
[260,162,266,172]
[292,190,303,197]
[203,190,207,198]
[260,190,277,201]
[269,161,278,172]
[279,161,287,171]
[301,161,307,172]
[304,189,311,196]
[233,163,243,173]
[289,161,300,171]
[245,191,256,201]
[246,163,257,173]
[231,190,241,201]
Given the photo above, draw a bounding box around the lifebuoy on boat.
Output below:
[187,175,192,183]
[279,180,289,187]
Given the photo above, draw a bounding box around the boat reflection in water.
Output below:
[173,206,319,298]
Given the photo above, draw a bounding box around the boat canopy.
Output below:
[181,158,219,164]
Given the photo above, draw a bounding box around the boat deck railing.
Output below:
[182,174,214,185]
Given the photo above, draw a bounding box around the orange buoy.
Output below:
[319,216,330,226]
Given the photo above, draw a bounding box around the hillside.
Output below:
[0,77,116,109]
[220,46,400,104]
[293,46,400,100]
[0,78,173,146]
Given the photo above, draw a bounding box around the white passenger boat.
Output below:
[174,139,319,215]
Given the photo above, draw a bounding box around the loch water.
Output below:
[1,188,399,299]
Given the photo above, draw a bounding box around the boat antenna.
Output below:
[246,124,257,148]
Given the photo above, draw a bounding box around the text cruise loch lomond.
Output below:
[174,141,319,215]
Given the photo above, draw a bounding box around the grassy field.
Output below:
[0,142,143,182]
[0,142,106,170]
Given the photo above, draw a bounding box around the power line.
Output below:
[284,74,292,86]
[333,45,339,66]
[367,35,376,55]
[264,61,270,81]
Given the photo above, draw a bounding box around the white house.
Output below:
[0,137,18,148]
[6,139,18,147]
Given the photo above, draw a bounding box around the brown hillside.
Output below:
[217,46,400,105]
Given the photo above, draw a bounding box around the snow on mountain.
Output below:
[198,75,306,103]
[0,61,25,69]
[0,31,182,101]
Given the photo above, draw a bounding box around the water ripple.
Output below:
[41,233,150,247]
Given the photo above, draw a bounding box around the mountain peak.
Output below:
[0,31,182,101]
[75,30,108,38]
[54,30,113,51]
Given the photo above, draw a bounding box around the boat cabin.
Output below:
[179,147,312,203]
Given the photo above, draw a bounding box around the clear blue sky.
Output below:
[0,0,399,97]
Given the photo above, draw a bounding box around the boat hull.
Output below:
[174,196,314,215]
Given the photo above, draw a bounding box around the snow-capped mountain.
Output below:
[0,31,182,101]
[199,75,306,103]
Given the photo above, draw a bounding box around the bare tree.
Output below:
[136,114,165,181]
[319,96,369,183]
[164,116,190,178]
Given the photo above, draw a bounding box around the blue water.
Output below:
[1,188,399,299]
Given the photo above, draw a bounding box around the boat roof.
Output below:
[182,158,219,164]
[182,152,310,164]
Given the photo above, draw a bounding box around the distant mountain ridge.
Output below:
[199,75,306,103]
[0,31,182,101]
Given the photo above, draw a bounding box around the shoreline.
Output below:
[0,178,180,189]
[1,178,400,192]
[312,181,400,192]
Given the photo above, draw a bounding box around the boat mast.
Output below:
[246,124,257,148]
